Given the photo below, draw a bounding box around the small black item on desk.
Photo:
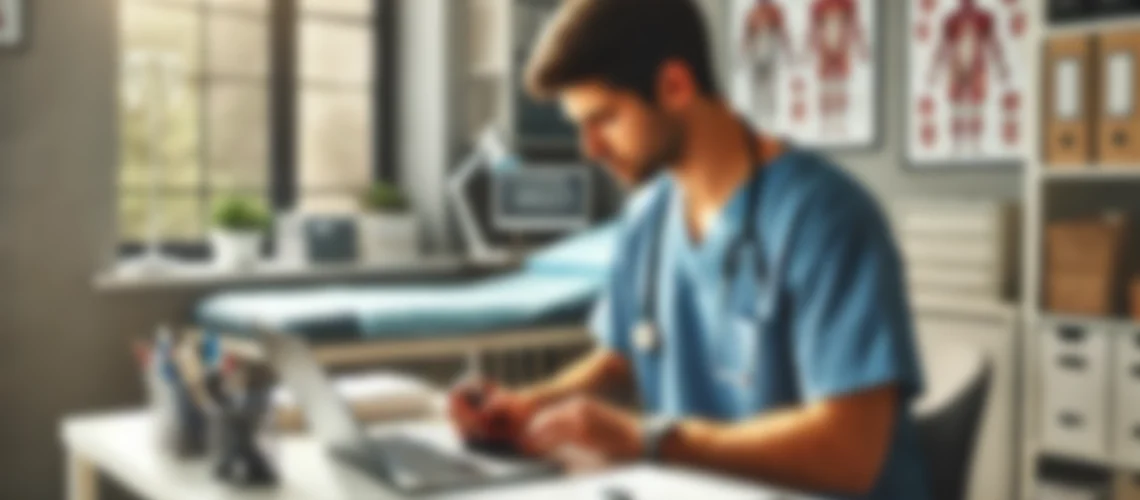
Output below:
[603,486,635,500]
[465,438,527,459]
[206,360,279,487]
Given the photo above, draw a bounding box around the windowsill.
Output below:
[94,254,514,293]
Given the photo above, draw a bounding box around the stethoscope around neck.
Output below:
[632,121,771,354]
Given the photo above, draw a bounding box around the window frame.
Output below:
[117,0,399,259]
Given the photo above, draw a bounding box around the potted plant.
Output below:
[211,196,271,270]
[358,182,418,263]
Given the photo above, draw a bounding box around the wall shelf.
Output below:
[1036,313,1140,330]
[1042,167,1140,182]
[1025,7,1140,499]
[1048,16,1140,37]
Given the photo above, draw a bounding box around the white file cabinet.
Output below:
[1114,327,1140,469]
[1041,321,1112,458]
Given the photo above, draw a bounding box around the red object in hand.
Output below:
[447,379,499,442]
[922,0,938,15]
[447,380,536,454]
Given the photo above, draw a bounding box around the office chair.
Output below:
[913,345,993,500]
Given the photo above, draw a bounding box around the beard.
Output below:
[628,112,687,186]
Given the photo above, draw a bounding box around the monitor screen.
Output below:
[492,167,592,233]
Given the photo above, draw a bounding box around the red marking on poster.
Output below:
[1010,11,1026,38]
[792,77,806,95]
[919,96,935,116]
[792,101,807,122]
[1003,91,1020,112]
[921,123,938,148]
[922,0,938,15]
[1003,121,1019,145]
[916,22,930,43]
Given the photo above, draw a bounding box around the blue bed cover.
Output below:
[196,224,619,342]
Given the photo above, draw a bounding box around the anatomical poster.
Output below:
[730,0,880,149]
[908,0,1028,168]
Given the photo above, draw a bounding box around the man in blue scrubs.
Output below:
[448,0,929,497]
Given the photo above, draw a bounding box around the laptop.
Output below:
[261,333,560,495]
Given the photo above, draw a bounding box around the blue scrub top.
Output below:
[591,148,929,499]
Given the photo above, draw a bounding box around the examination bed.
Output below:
[194,224,617,368]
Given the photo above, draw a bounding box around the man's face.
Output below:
[559,81,684,187]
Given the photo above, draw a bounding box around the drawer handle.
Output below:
[1134,424,1140,440]
[1134,333,1140,349]
[1059,412,1084,429]
[1058,325,1086,343]
[1058,355,1087,371]
[1133,364,1140,379]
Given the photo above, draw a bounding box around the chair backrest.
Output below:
[913,345,993,500]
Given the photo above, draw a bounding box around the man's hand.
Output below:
[447,379,540,447]
[523,396,643,473]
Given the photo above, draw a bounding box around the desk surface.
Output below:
[61,411,805,500]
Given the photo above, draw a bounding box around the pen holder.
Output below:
[207,361,280,487]
[140,344,209,458]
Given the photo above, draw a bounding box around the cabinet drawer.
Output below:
[1042,322,1111,457]
[1115,328,1140,467]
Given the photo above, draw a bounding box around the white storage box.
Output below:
[1041,321,1112,458]
[1115,326,1140,467]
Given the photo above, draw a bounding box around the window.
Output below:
[296,0,376,212]
[118,0,391,249]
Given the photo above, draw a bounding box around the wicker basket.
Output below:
[1049,271,1116,316]
[1046,214,1128,315]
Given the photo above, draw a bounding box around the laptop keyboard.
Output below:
[337,435,489,489]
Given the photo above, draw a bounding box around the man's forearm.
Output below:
[660,387,897,495]
[520,349,632,408]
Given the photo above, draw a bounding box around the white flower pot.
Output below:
[211,229,263,270]
[358,213,419,264]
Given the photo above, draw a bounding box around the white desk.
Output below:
[61,411,804,500]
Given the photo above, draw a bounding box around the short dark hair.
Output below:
[525,0,719,102]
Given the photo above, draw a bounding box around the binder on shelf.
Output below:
[1097,30,1140,165]
[1046,35,1096,167]
[1049,0,1094,23]
[1091,0,1140,17]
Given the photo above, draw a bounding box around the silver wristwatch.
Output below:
[642,416,679,462]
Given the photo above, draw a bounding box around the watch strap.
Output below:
[642,416,678,462]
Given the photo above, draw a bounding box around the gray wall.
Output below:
[0,2,206,498]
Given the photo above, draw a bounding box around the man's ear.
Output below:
[656,59,698,112]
